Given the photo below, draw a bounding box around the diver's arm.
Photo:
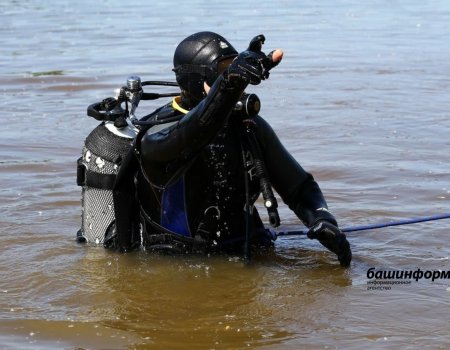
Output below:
[256,117,352,267]
[255,116,337,227]
[141,75,243,163]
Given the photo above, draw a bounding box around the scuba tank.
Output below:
[76,76,184,245]
[76,76,142,244]
[77,124,134,244]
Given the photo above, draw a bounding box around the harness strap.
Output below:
[139,204,220,254]
[86,172,116,190]
[140,207,194,242]
[173,64,213,77]
[76,157,116,190]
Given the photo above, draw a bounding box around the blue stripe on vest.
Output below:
[161,176,191,237]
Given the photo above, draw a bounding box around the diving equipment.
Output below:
[77,76,179,245]
[77,123,134,244]
[234,93,260,118]
[77,79,140,244]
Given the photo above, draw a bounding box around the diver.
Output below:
[81,31,352,267]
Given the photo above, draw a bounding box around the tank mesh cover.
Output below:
[79,124,133,244]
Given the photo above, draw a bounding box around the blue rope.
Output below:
[277,213,450,236]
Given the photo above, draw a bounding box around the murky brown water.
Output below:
[1,0,449,349]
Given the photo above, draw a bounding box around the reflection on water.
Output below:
[1,0,450,348]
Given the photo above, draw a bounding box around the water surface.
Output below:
[1,0,449,349]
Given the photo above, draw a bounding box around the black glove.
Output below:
[307,220,352,267]
[224,34,280,87]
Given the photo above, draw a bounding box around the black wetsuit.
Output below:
[121,74,337,254]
